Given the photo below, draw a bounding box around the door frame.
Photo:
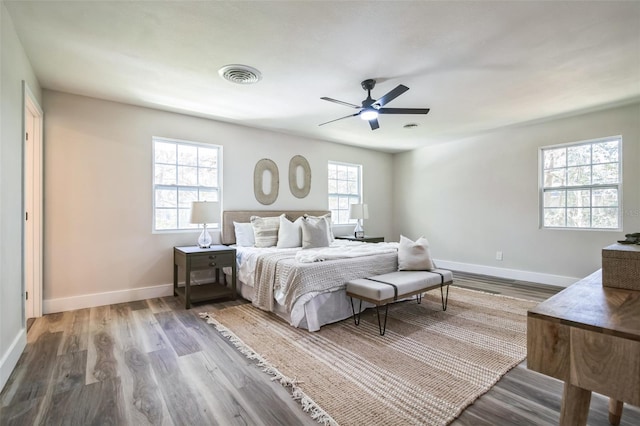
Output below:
[23,81,43,319]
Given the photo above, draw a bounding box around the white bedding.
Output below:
[232,240,399,331]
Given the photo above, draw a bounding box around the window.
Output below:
[153,137,221,231]
[540,136,621,230]
[328,161,362,224]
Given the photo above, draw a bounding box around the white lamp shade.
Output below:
[349,203,369,220]
[190,201,220,224]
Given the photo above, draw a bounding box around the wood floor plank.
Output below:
[0,352,29,408]
[147,348,210,425]
[146,298,172,314]
[39,376,127,426]
[123,347,165,426]
[128,299,150,311]
[154,311,202,357]
[112,302,174,426]
[52,350,87,396]
[85,305,114,385]
[0,397,42,426]
[25,312,68,353]
[177,351,250,425]
[58,307,90,355]
[130,309,170,354]
[10,331,62,404]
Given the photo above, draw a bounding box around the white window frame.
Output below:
[152,137,222,233]
[328,161,363,225]
[539,135,622,231]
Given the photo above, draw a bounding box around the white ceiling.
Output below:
[5,1,640,153]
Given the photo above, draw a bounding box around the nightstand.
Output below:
[335,235,385,243]
[173,245,236,309]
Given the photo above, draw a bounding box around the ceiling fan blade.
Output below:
[374,84,409,107]
[319,113,360,126]
[369,118,380,130]
[378,107,430,115]
[320,97,361,109]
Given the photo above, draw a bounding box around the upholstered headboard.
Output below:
[221,210,331,245]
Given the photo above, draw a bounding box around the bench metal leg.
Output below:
[376,304,389,335]
[440,284,450,311]
[349,297,363,326]
[416,293,422,304]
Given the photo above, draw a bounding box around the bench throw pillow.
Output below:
[250,215,282,248]
[301,216,330,249]
[398,235,435,271]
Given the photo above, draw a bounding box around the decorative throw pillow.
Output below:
[301,217,330,249]
[250,215,281,248]
[233,221,255,247]
[303,214,334,242]
[398,235,435,271]
[277,216,303,248]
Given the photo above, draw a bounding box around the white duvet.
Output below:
[295,241,398,263]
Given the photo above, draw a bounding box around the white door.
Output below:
[23,83,43,320]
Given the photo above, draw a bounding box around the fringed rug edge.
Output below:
[199,312,339,426]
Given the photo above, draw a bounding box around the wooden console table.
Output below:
[527,270,640,425]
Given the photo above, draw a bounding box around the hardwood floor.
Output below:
[2,272,639,425]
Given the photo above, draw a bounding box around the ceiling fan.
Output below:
[319,79,430,130]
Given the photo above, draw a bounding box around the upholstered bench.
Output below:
[346,269,453,335]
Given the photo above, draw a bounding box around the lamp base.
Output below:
[354,221,364,239]
[197,225,213,248]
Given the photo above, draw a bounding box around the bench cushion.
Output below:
[346,269,453,303]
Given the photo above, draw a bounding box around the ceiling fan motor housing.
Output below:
[361,79,376,91]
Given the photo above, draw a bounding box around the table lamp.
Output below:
[190,201,220,248]
[349,203,369,239]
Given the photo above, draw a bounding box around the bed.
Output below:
[221,210,399,331]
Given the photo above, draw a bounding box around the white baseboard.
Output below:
[434,259,579,287]
[1,328,26,392]
[43,283,174,314]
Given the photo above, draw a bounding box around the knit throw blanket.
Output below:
[252,252,296,311]
[251,251,398,313]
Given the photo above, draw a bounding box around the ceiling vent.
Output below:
[218,64,262,84]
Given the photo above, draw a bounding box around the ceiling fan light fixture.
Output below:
[360,109,379,121]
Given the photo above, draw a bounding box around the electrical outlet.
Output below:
[496,251,503,261]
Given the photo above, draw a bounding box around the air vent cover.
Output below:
[218,64,262,84]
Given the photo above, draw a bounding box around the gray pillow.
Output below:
[250,215,281,248]
[301,217,330,249]
[398,235,435,271]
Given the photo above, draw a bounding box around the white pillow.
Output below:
[250,215,281,248]
[301,217,330,249]
[398,235,435,271]
[277,216,303,248]
[303,214,334,242]
[233,222,255,247]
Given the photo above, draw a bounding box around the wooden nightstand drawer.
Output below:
[189,252,234,269]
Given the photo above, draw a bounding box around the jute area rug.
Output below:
[200,287,537,426]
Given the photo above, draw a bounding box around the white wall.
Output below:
[0,1,43,391]
[393,102,640,285]
[42,90,393,311]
